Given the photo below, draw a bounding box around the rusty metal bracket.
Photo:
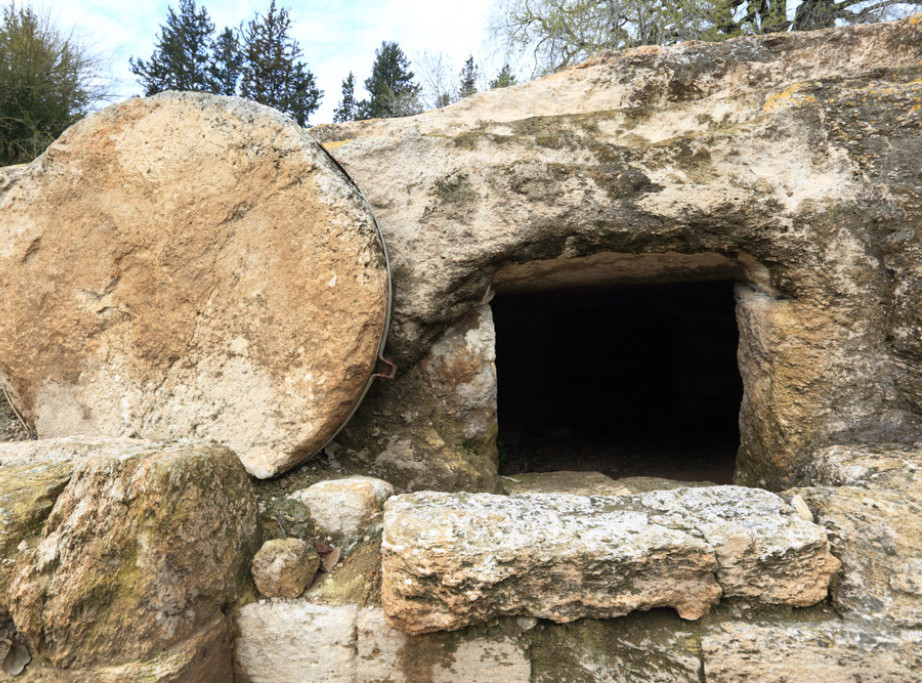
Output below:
[372,357,397,381]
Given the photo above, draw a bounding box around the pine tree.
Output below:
[333,71,357,122]
[457,55,478,100]
[359,41,422,120]
[239,1,321,126]
[209,27,243,96]
[130,0,215,95]
[489,64,517,89]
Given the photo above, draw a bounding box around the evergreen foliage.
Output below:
[489,63,517,89]
[130,0,215,95]
[209,27,243,96]
[358,41,422,119]
[131,1,322,125]
[458,55,479,99]
[333,71,358,122]
[239,1,321,126]
[0,1,105,164]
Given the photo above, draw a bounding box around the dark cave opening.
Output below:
[492,280,743,484]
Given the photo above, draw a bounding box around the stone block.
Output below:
[290,476,394,537]
[381,487,837,633]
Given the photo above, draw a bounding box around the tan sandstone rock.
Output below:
[235,601,359,682]
[251,538,319,599]
[0,460,72,618]
[805,443,922,497]
[289,475,394,537]
[793,484,922,627]
[501,470,631,496]
[328,306,499,493]
[312,17,922,491]
[701,619,922,682]
[7,439,258,669]
[381,487,837,634]
[787,444,922,626]
[0,92,389,478]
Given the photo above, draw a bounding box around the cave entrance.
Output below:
[492,276,743,485]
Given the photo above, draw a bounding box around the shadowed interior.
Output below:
[493,280,743,484]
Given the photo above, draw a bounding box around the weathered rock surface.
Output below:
[235,601,359,682]
[782,444,922,626]
[0,436,153,467]
[616,476,717,493]
[355,607,532,683]
[289,475,394,537]
[313,16,922,490]
[804,443,922,497]
[701,620,922,682]
[328,306,498,492]
[12,619,233,682]
[381,487,837,633]
[0,92,389,478]
[238,598,921,682]
[0,437,161,619]
[251,538,319,599]
[501,470,631,495]
[0,459,72,618]
[8,439,258,669]
[793,484,922,627]
[236,601,533,683]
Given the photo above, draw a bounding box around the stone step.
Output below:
[381,486,839,634]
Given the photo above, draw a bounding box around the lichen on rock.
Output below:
[7,438,259,670]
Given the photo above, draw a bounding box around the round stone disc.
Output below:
[0,92,389,478]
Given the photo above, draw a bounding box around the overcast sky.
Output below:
[48,0,498,124]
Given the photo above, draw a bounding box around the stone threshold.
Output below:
[380,486,839,633]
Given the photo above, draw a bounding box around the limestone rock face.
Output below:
[235,601,359,682]
[500,470,631,496]
[251,538,319,598]
[381,487,837,634]
[805,443,922,497]
[0,92,389,478]
[7,439,258,669]
[0,459,72,617]
[701,620,922,682]
[239,599,922,682]
[13,619,233,682]
[788,444,922,626]
[289,475,394,537]
[794,484,922,627]
[329,306,498,493]
[0,436,154,467]
[235,601,533,683]
[313,16,922,490]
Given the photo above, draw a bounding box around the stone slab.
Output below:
[0,92,389,478]
[381,487,837,633]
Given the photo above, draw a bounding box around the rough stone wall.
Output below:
[312,16,922,490]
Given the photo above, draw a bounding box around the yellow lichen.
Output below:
[762,83,806,113]
[322,139,351,151]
